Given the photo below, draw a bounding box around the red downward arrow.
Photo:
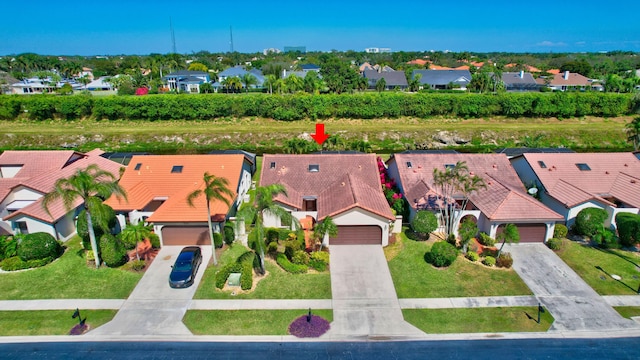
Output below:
[311,123,329,145]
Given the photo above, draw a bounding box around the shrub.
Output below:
[310,251,330,264]
[553,224,568,239]
[240,255,254,291]
[149,233,161,248]
[478,232,496,247]
[615,212,640,247]
[215,263,243,289]
[265,228,280,244]
[99,234,127,268]
[223,222,235,245]
[496,252,513,268]
[1,256,54,271]
[17,232,61,261]
[291,250,310,265]
[483,256,496,267]
[213,232,223,248]
[424,241,458,267]
[592,226,620,248]
[122,259,146,271]
[0,236,19,261]
[276,253,308,274]
[288,315,331,338]
[466,251,479,262]
[574,207,608,237]
[284,240,301,260]
[546,238,564,250]
[76,207,117,248]
[309,259,327,272]
[267,241,279,256]
[411,211,438,237]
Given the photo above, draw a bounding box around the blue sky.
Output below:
[2,1,639,55]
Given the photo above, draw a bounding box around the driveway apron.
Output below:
[324,245,423,338]
[89,246,211,336]
[508,243,638,331]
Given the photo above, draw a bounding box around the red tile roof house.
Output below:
[535,71,602,91]
[260,154,395,246]
[105,154,254,246]
[510,153,640,229]
[0,149,123,240]
[387,153,563,242]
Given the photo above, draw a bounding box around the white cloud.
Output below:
[536,40,567,47]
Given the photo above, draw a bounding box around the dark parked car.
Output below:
[169,246,202,288]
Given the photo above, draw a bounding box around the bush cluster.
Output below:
[0,235,18,261]
[16,232,61,261]
[276,253,308,274]
[615,213,640,247]
[291,250,310,265]
[553,224,568,239]
[99,234,127,268]
[223,222,235,245]
[496,253,513,268]
[1,256,54,271]
[477,232,496,247]
[466,251,479,262]
[483,256,496,267]
[546,238,564,250]
[424,241,458,267]
[1,92,634,121]
[213,232,223,249]
[121,259,146,271]
[309,251,330,272]
[215,251,255,290]
[574,208,608,237]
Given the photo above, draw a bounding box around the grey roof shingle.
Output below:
[412,69,471,86]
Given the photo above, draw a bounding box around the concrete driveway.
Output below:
[324,245,423,339]
[89,246,212,336]
[508,243,638,331]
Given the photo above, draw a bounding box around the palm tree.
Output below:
[239,73,258,92]
[496,223,520,258]
[284,74,303,93]
[119,221,153,261]
[221,76,242,93]
[42,165,127,268]
[375,77,387,92]
[237,184,296,273]
[313,216,338,251]
[186,172,234,266]
[264,74,277,94]
[625,116,640,151]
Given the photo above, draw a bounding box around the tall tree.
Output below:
[375,77,387,92]
[239,73,258,92]
[42,165,127,268]
[496,223,520,258]
[237,184,296,273]
[221,76,242,93]
[625,116,640,151]
[119,221,153,261]
[304,71,322,94]
[432,161,486,240]
[458,218,478,254]
[313,216,338,251]
[284,74,303,93]
[186,172,234,266]
[264,74,277,94]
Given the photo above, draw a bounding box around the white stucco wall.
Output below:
[332,208,391,246]
[263,203,295,228]
[9,214,56,239]
[608,207,639,229]
[566,200,606,227]
[236,164,253,208]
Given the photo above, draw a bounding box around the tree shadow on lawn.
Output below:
[594,265,639,293]
[591,244,640,269]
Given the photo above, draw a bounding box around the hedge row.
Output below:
[276,253,308,274]
[215,251,254,290]
[0,92,635,121]
[615,212,640,247]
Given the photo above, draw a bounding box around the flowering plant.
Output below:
[288,315,330,338]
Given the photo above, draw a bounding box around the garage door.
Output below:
[496,223,546,243]
[330,225,382,245]
[161,226,210,246]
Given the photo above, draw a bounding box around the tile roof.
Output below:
[544,71,592,86]
[501,72,538,86]
[1,149,123,223]
[390,153,562,222]
[518,153,640,208]
[412,69,472,86]
[106,154,244,223]
[260,154,394,221]
[363,70,408,87]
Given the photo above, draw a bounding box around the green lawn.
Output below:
[184,309,333,335]
[403,307,553,334]
[554,240,640,295]
[194,243,331,299]
[388,233,532,298]
[0,237,143,299]
[0,310,117,336]
[614,307,640,319]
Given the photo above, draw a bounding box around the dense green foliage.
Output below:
[0,236,18,261]
[483,256,496,267]
[16,232,61,261]
[496,253,513,268]
[465,251,479,262]
[76,207,117,250]
[411,211,438,236]
[546,238,564,250]
[98,234,127,268]
[223,222,235,246]
[615,213,640,247]
[0,92,635,121]
[478,232,496,247]
[574,207,609,237]
[215,250,254,290]
[213,232,223,249]
[0,256,55,271]
[276,253,308,274]
[553,224,568,239]
[424,241,459,267]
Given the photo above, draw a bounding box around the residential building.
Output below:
[260,154,395,246]
[163,70,210,93]
[0,149,123,240]
[300,64,321,72]
[214,66,264,90]
[499,71,540,92]
[535,71,601,91]
[412,69,472,90]
[363,70,408,90]
[387,152,562,242]
[365,47,391,53]
[106,154,254,246]
[510,153,640,228]
[85,76,114,91]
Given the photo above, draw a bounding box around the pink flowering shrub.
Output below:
[288,315,330,338]
[377,157,405,215]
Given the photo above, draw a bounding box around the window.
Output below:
[303,198,317,211]
[406,162,412,168]
[537,161,547,169]
[171,165,183,173]
[308,164,319,172]
[445,164,455,170]
[134,163,142,170]
[15,221,28,234]
[270,162,276,169]
[576,163,591,171]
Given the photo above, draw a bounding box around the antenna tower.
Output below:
[229,26,234,52]
[170,18,177,53]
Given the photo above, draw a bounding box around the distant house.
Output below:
[499,71,540,92]
[536,71,601,91]
[260,154,395,246]
[412,69,472,90]
[105,154,254,246]
[300,64,320,72]
[387,152,562,242]
[363,70,408,90]
[0,149,123,239]
[510,152,640,228]
[86,76,114,91]
[214,66,264,90]
[163,70,210,93]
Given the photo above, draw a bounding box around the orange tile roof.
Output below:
[260,154,394,221]
[519,153,640,208]
[428,64,455,70]
[391,153,562,222]
[546,71,592,86]
[547,69,560,74]
[106,154,244,223]
[407,59,429,66]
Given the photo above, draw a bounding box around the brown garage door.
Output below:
[496,223,546,243]
[330,225,382,245]
[161,226,211,246]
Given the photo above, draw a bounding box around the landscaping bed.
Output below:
[183,309,333,335]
